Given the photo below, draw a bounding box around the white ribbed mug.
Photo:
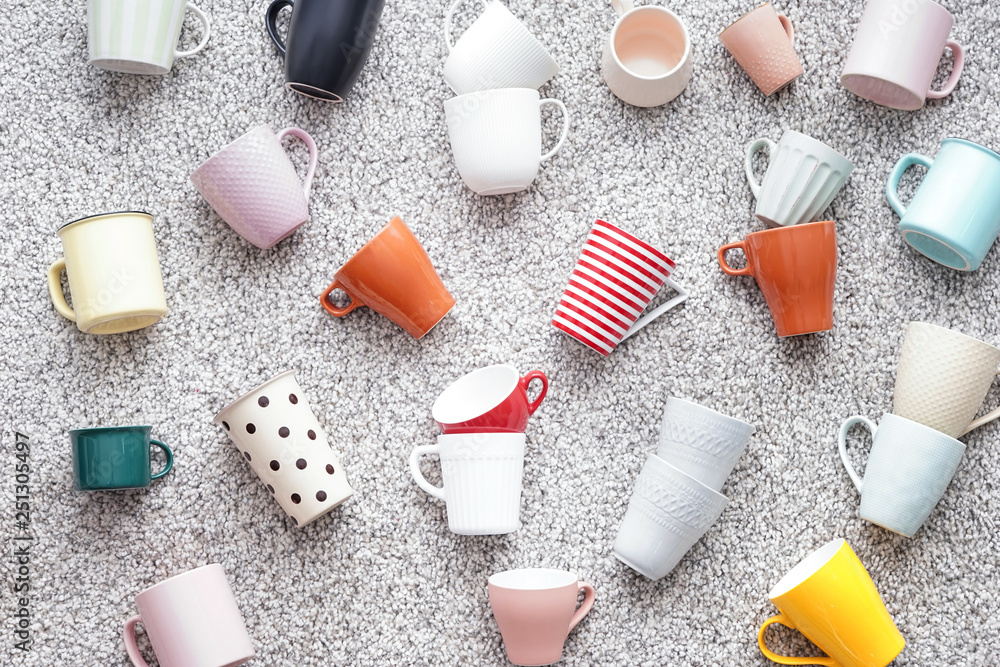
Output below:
[409,432,525,535]
[444,88,569,196]
[443,0,559,94]
[88,0,211,75]
[745,130,854,227]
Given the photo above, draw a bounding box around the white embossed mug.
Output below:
[657,397,754,492]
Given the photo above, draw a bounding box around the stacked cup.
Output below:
[614,398,754,580]
[441,0,569,195]
[409,364,548,535]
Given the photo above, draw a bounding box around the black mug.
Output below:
[266,0,385,102]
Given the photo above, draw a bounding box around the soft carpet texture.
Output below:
[2,0,999,665]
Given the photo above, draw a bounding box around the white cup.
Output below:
[601,0,692,108]
[409,432,526,535]
[443,0,559,94]
[444,88,569,196]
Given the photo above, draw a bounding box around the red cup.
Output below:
[432,365,548,434]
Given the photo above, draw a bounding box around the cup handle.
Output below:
[745,138,776,200]
[47,258,76,322]
[276,127,319,200]
[777,14,794,43]
[838,415,875,494]
[539,99,570,162]
[926,40,964,99]
[444,0,491,52]
[568,582,596,632]
[320,278,361,317]
[960,369,1000,435]
[149,440,174,481]
[265,0,294,55]
[123,615,153,667]
[521,370,548,415]
[758,615,837,666]
[718,242,752,276]
[174,2,211,58]
[885,153,933,218]
[620,277,689,342]
[612,0,634,17]
[409,444,445,500]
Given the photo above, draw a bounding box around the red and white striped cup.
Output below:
[552,219,689,356]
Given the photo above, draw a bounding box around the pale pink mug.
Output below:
[488,568,596,666]
[190,124,319,249]
[123,564,255,667]
[719,3,802,96]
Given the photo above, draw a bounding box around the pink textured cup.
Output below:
[841,0,964,110]
[488,568,596,666]
[191,124,318,249]
[719,3,802,95]
[123,564,255,667]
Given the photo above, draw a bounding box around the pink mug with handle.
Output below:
[488,568,596,666]
[432,364,548,433]
[190,124,319,249]
[719,3,802,96]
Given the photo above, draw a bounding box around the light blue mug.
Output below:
[886,138,1000,271]
[838,413,965,538]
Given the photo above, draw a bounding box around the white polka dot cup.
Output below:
[214,370,353,527]
[409,432,525,535]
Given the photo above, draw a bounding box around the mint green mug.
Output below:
[70,426,173,491]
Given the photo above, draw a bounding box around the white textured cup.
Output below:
[409,432,525,535]
[443,0,559,94]
[613,454,729,580]
[444,88,570,196]
[656,397,754,491]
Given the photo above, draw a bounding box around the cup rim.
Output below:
[58,210,152,232]
[719,2,774,37]
[432,364,521,425]
[488,567,578,590]
[69,425,153,436]
[609,6,691,82]
[745,219,834,241]
[444,87,540,108]
[135,563,224,600]
[190,124,273,179]
[214,370,296,423]
[906,321,1000,355]
[767,538,846,599]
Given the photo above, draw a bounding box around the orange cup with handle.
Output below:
[321,217,455,339]
[718,220,837,337]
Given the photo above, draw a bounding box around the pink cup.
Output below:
[432,364,547,434]
[841,0,964,110]
[488,568,596,666]
[190,124,319,249]
[719,3,803,95]
[123,564,255,667]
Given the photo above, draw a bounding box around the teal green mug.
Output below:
[70,426,173,491]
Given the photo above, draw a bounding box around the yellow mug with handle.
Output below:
[47,211,168,335]
[758,539,905,667]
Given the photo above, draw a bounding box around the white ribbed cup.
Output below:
[409,433,525,535]
[444,88,569,195]
[443,0,559,94]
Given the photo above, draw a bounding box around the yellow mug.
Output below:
[758,539,905,667]
[47,212,168,334]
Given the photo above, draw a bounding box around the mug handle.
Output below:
[612,0,634,16]
[123,615,153,667]
[837,415,876,494]
[745,138,776,200]
[926,40,964,99]
[47,258,76,322]
[150,440,174,481]
[960,372,1000,435]
[620,277,689,342]
[444,0,491,52]
[539,99,570,162]
[885,153,933,218]
[568,582,596,631]
[409,444,446,500]
[521,371,549,415]
[718,242,752,276]
[320,278,362,317]
[777,14,794,43]
[276,127,319,200]
[758,615,837,666]
[174,3,211,58]
[265,0,294,54]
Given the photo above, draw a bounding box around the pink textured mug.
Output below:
[841,0,964,110]
[488,568,596,666]
[719,3,802,95]
[123,564,255,667]
[190,124,318,249]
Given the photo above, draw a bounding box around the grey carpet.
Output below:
[2,0,999,664]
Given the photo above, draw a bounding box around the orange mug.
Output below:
[321,217,455,339]
[718,220,837,337]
